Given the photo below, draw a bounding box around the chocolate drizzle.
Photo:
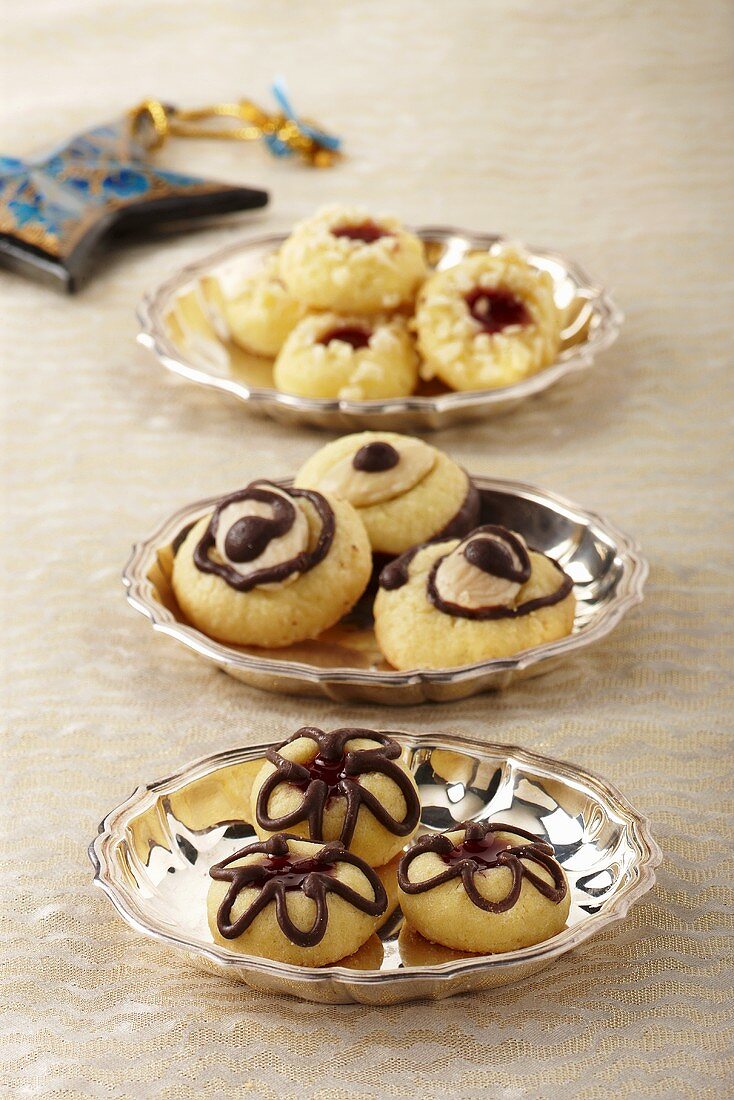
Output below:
[256,726,420,846]
[211,834,387,947]
[171,521,195,556]
[434,475,481,540]
[352,441,400,472]
[398,821,567,913]
[428,525,572,620]
[380,523,573,619]
[376,475,480,593]
[378,543,423,591]
[192,481,334,592]
[464,286,530,334]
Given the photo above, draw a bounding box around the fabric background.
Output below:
[2,2,733,1097]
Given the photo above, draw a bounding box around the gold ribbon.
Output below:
[129,98,340,167]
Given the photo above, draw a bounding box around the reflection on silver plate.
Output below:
[122,476,647,705]
[137,229,622,432]
[89,733,661,1005]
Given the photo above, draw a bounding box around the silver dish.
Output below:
[122,476,647,705]
[89,733,661,1005]
[137,228,622,432]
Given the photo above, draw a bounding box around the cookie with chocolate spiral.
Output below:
[374,525,575,670]
[171,480,372,648]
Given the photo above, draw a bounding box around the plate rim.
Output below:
[122,474,648,687]
[136,226,623,416]
[89,732,662,988]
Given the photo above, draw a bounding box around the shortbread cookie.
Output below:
[398,821,570,954]
[273,313,419,401]
[415,248,561,390]
[215,255,305,357]
[374,525,575,668]
[251,727,420,867]
[294,432,480,556]
[172,481,371,647]
[208,834,387,967]
[279,205,427,314]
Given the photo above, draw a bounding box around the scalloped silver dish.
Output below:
[122,476,647,705]
[137,228,622,432]
[89,733,661,1005]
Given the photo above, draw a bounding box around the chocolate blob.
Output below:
[352,441,400,473]
[224,512,287,564]
[462,526,531,584]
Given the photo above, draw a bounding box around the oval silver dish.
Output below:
[89,733,661,1005]
[122,476,647,705]
[137,228,622,432]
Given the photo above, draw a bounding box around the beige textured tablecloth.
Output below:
[2,2,733,1097]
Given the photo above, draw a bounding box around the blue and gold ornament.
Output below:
[0,82,340,291]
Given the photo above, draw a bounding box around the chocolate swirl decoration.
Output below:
[380,524,573,620]
[210,834,387,947]
[192,481,334,592]
[256,727,420,846]
[398,821,567,913]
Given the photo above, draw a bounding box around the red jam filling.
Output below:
[441,833,513,868]
[300,752,349,790]
[256,854,333,888]
[331,220,390,243]
[464,287,530,334]
[317,325,372,350]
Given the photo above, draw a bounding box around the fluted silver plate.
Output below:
[122,476,647,705]
[137,229,622,432]
[89,733,661,1005]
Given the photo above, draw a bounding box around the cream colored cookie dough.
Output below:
[207,837,385,967]
[373,539,576,669]
[172,487,371,648]
[294,431,477,555]
[214,255,306,357]
[415,248,562,390]
[251,732,420,866]
[273,313,419,401]
[398,827,570,954]
[279,204,427,314]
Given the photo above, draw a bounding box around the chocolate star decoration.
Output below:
[0,114,267,291]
